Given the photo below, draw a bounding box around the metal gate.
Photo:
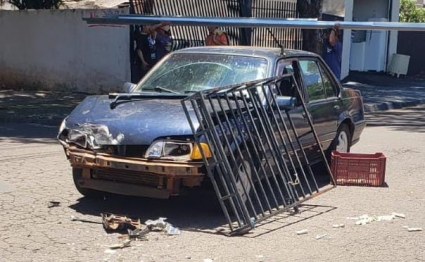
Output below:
[181,74,335,235]
[129,0,302,48]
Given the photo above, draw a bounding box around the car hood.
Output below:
[64,95,199,145]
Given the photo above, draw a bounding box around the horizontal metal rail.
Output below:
[84,15,425,31]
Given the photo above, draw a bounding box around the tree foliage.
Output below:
[7,0,62,9]
[400,0,425,22]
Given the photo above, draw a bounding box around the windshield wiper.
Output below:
[144,86,181,94]
[109,93,146,109]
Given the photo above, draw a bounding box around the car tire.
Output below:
[214,148,257,215]
[326,124,351,162]
[72,168,103,198]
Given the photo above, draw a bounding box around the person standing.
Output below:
[323,23,342,80]
[149,22,173,61]
[205,26,229,46]
[134,25,157,82]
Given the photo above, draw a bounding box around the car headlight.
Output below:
[145,140,211,161]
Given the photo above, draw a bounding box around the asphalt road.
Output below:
[0,105,425,262]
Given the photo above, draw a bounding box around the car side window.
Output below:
[275,59,296,97]
[299,60,326,101]
[318,62,336,98]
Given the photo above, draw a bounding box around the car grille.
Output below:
[97,145,150,158]
[92,168,164,187]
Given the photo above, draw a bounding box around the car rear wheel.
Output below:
[326,124,351,162]
[72,168,103,198]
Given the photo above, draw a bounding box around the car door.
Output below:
[297,58,337,156]
[269,59,312,166]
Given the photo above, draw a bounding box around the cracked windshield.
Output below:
[135,53,268,93]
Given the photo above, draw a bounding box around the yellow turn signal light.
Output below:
[191,143,212,160]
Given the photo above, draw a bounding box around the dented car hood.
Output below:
[65,95,198,145]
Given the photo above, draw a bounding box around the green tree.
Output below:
[7,0,62,9]
[400,0,425,22]
[297,0,323,54]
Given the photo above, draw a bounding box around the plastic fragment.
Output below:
[332,224,345,228]
[405,227,423,232]
[104,249,117,254]
[47,201,60,208]
[296,229,308,235]
[377,215,395,221]
[165,223,181,235]
[392,212,406,218]
[315,234,327,240]
[109,239,132,249]
[145,217,168,230]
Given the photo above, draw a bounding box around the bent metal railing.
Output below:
[181,74,335,235]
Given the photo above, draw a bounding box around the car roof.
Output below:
[172,46,319,60]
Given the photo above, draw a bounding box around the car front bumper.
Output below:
[64,145,206,198]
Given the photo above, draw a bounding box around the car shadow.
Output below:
[69,188,229,234]
[68,180,338,237]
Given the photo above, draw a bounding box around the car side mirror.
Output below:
[276,96,297,111]
[123,82,137,93]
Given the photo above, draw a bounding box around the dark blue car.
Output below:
[57,46,366,199]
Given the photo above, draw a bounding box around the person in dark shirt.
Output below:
[134,25,157,82]
[323,23,342,80]
[149,22,173,61]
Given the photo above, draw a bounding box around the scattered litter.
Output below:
[47,201,61,208]
[104,249,117,254]
[204,259,213,262]
[332,224,345,228]
[108,239,132,249]
[348,213,406,226]
[128,228,150,240]
[296,229,308,235]
[376,215,395,221]
[403,226,423,232]
[315,234,327,240]
[392,212,406,218]
[165,223,181,235]
[101,213,141,231]
[145,217,168,230]
[70,215,102,224]
[145,217,181,235]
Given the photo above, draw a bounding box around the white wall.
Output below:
[353,0,389,21]
[0,9,130,93]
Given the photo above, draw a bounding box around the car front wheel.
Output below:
[72,168,103,198]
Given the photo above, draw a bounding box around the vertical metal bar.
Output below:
[245,83,297,205]
[261,82,314,197]
[255,83,302,200]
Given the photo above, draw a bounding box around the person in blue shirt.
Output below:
[323,23,342,80]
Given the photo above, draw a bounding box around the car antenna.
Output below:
[266,28,285,55]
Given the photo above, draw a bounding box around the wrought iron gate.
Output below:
[181,74,335,235]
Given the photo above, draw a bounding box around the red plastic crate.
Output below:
[330,151,386,187]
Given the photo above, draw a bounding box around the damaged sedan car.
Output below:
[57,46,366,199]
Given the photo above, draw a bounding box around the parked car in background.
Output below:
[57,46,366,199]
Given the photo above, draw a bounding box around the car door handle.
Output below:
[334,105,340,110]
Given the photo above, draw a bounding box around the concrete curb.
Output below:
[364,98,425,113]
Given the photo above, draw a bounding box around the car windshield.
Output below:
[134,53,269,93]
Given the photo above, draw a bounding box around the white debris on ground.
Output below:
[296,212,420,239]
[295,229,308,235]
[346,212,406,226]
[403,226,423,232]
